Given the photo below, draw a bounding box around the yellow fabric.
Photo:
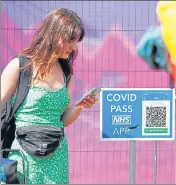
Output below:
[156,1,176,65]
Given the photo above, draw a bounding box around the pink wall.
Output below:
[1,1,175,183]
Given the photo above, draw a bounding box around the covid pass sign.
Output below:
[100,88,175,140]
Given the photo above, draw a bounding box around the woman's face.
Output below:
[59,40,78,59]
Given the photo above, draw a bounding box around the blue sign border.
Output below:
[100,88,175,141]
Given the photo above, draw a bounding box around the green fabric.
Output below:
[9,84,70,184]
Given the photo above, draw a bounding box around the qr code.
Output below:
[145,106,166,127]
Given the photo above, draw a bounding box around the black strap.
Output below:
[66,73,71,87]
[10,56,31,118]
[59,59,72,87]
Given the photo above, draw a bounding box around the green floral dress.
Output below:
[9,79,70,184]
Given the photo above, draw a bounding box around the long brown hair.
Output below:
[18,8,85,82]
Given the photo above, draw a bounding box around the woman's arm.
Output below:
[62,76,98,127]
[1,58,19,111]
[62,105,83,127]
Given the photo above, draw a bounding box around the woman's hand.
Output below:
[76,96,99,109]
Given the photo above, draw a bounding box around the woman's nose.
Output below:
[70,43,77,51]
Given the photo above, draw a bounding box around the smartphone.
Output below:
[75,88,101,106]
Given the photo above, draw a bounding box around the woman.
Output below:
[1,8,98,184]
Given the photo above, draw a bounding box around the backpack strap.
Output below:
[59,59,73,88]
[11,56,31,117]
[66,73,72,88]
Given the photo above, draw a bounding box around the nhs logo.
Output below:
[112,115,131,124]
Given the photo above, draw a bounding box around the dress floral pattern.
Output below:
[9,83,70,184]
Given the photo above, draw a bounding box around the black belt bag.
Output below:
[16,125,64,157]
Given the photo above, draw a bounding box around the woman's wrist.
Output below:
[74,104,84,110]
